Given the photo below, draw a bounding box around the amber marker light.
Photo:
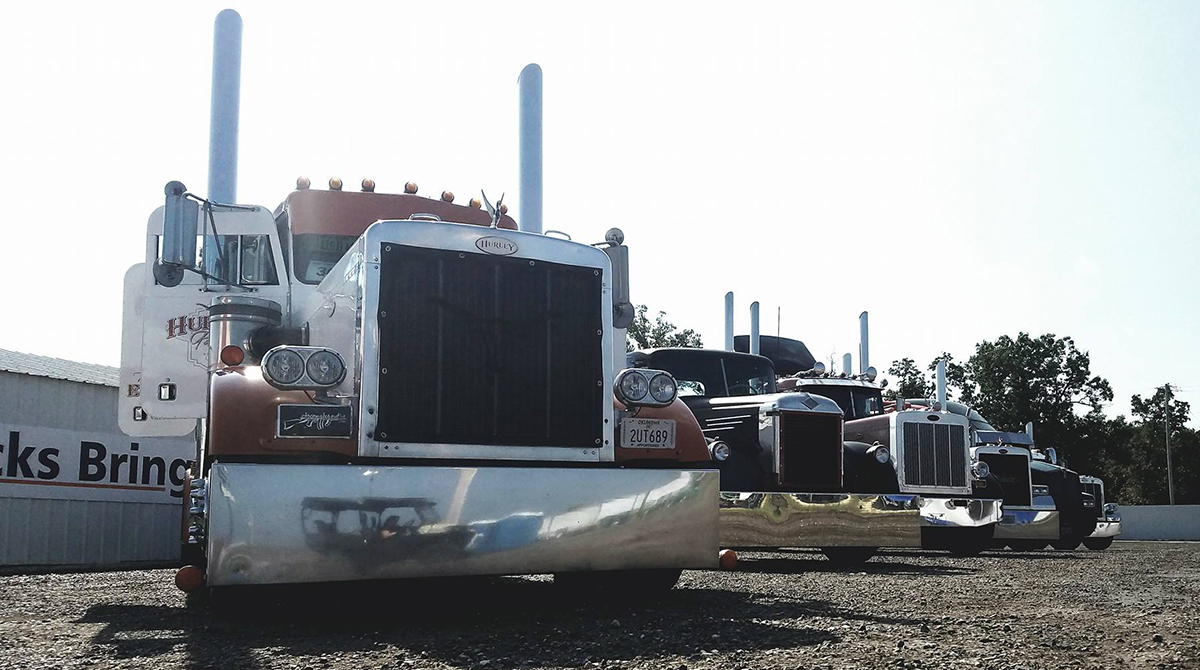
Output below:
[296,176,311,190]
[441,190,455,202]
[329,177,343,191]
[361,178,376,192]
[404,181,419,194]
[499,203,509,215]
[469,198,482,209]
[175,565,204,592]
[220,345,245,366]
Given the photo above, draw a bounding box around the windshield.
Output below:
[293,234,357,284]
[723,356,776,396]
[799,385,883,420]
[646,352,776,398]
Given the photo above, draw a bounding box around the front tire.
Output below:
[1083,537,1113,551]
[821,547,878,564]
[1051,538,1082,551]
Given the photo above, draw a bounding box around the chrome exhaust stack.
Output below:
[936,359,948,408]
[858,311,869,375]
[749,301,760,355]
[724,292,735,351]
[518,63,543,234]
[207,9,242,204]
[842,353,852,376]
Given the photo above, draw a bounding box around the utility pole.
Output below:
[1163,384,1176,505]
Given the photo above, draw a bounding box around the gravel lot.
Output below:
[2,542,1198,670]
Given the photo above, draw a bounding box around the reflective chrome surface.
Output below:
[206,463,719,586]
[1091,520,1122,538]
[719,492,1002,548]
[993,506,1061,540]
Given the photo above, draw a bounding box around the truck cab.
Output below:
[119,179,719,591]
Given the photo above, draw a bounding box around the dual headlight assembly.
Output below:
[261,346,347,390]
[614,368,678,408]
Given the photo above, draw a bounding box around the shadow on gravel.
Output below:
[878,549,1102,561]
[77,577,899,669]
[735,556,977,577]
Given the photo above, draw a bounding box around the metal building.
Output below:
[0,349,195,570]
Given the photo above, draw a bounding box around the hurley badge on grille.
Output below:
[475,236,519,256]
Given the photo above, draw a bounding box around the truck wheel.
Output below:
[1008,540,1050,551]
[1083,537,1113,551]
[821,547,878,564]
[554,568,682,597]
[1051,538,1082,551]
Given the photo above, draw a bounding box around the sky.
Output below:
[0,1,1197,425]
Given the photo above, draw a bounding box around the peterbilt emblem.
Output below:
[475,236,518,256]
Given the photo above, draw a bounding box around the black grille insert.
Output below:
[778,412,843,491]
[901,421,967,489]
[978,453,1032,506]
[374,244,604,448]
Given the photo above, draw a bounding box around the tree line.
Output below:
[886,333,1196,505]
[627,306,1195,505]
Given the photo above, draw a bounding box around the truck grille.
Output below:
[901,421,967,490]
[1081,481,1104,518]
[978,453,1032,506]
[374,244,604,449]
[778,411,842,491]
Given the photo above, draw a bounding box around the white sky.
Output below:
[1,2,1197,425]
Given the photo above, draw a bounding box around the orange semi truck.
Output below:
[119,177,719,594]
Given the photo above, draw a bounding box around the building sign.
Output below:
[0,425,193,502]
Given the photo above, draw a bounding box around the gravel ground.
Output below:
[2,542,1198,670]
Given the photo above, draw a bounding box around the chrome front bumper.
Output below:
[992,507,1060,540]
[1091,518,1122,538]
[719,492,1002,548]
[206,462,719,586]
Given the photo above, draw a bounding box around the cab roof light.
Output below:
[361,178,376,193]
[329,177,343,191]
[404,182,419,194]
[296,176,311,190]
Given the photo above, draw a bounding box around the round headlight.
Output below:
[619,371,648,402]
[971,460,991,480]
[872,446,891,464]
[648,373,677,404]
[709,440,731,462]
[306,350,345,386]
[264,349,304,385]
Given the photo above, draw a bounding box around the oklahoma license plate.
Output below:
[621,418,676,449]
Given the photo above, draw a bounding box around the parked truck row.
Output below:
[116,17,1119,596]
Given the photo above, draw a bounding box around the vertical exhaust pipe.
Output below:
[749,302,760,355]
[724,292,735,351]
[842,353,852,376]
[936,359,947,408]
[518,64,543,234]
[858,311,869,374]
[1025,422,1034,439]
[207,9,242,204]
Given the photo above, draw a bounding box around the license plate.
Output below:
[620,418,676,449]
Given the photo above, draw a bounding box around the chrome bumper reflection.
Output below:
[206,463,719,586]
[993,507,1060,540]
[719,492,1002,548]
[1091,519,1122,538]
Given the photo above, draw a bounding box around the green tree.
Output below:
[884,358,931,400]
[954,333,1113,467]
[626,305,703,352]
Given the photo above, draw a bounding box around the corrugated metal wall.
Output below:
[0,371,194,569]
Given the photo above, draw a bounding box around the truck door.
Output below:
[119,203,289,437]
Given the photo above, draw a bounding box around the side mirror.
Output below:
[602,236,633,329]
[1045,447,1058,465]
[155,181,199,287]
